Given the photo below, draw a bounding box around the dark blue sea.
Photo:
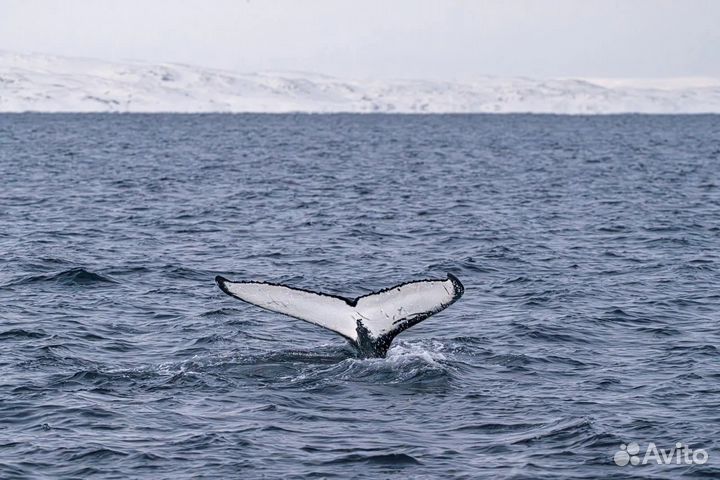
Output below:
[1,114,719,479]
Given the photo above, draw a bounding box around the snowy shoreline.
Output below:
[2,52,719,114]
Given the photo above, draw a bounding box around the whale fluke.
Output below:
[215,274,464,358]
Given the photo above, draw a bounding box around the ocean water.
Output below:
[1,113,719,479]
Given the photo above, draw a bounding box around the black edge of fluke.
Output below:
[215,275,232,295]
[215,275,357,305]
[216,273,465,304]
[446,273,465,301]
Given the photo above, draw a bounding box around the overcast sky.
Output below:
[1,0,718,79]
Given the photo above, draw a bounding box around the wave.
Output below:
[6,267,117,287]
[0,328,47,339]
[68,339,457,395]
[505,417,594,445]
[199,307,245,317]
[324,452,421,466]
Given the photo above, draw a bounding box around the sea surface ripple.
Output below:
[1,114,719,479]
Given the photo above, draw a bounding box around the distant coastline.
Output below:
[2,51,720,114]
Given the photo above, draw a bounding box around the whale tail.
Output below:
[215,274,464,358]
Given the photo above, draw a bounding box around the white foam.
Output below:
[384,340,447,366]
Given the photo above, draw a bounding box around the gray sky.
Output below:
[1,0,718,79]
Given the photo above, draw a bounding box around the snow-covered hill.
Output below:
[1,51,719,113]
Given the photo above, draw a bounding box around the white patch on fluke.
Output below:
[215,274,464,357]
